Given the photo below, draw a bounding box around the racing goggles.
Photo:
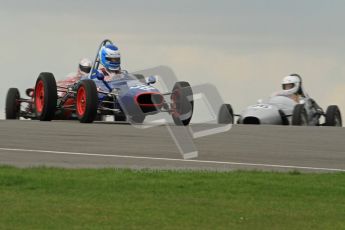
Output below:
[106,57,120,63]
[79,64,91,73]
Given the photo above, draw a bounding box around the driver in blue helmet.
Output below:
[91,44,124,81]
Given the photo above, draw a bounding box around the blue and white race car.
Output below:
[7,40,194,125]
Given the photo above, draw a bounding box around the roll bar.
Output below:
[88,39,114,79]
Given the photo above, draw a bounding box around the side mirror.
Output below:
[147,76,157,85]
[257,99,263,104]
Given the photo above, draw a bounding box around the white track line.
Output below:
[0,147,344,172]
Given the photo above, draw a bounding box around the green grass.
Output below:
[1,166,345,230]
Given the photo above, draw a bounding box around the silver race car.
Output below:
[218,93,342,127]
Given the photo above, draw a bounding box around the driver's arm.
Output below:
[90,69,104,80]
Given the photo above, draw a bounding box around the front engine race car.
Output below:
[5,40,194,126]
[218,94,342,127]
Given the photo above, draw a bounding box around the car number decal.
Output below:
[251,104,272,109]
[130,85,155,91]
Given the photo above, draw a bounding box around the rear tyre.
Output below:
[76,79,98,123]
[5,88,20,119]
[292,104,308,126]
[34,72,57,121]
[171,81,194,126]
[325,105,342,127]
[95,114,106,121]
[218,104,234,124]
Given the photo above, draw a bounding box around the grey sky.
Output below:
[1,0,345,120]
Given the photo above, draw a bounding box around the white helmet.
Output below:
[78,58,92,75]
[281,74,301,95]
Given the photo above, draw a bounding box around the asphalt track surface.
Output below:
[0,120,344,172]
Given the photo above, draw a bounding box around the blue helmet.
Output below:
[99,44,121,71]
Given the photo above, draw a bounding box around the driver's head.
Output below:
[78,58,92,75]
[282,74,301,95]
[99,44,121,72]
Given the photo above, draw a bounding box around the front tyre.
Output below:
[171,81,194,126]
[34,72,57,121]
[5,88,20,119]
[76,79,98,123]
[325,105,342,127]
[114,114,127,122]
[218,104,234,124]
[292,104,308,126]
[129,115,145,124]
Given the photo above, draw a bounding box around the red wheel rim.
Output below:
[77,86,86,116]
[35,80,44,113]
[171,90,181,117]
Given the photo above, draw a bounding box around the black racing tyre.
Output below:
[34,72,57,121]
[129,115,145,124]
[76,79,98,123]
[171,81,194,126]
[218,104,234,124]
[5,88,20,119]
[114,114,127,122]
[95,114,106,121]
[134,74,146,84]
[325,105,342,127]
[279,110,290,126]
[292,104,308,126]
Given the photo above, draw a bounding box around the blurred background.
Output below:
[1,0,345,121]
